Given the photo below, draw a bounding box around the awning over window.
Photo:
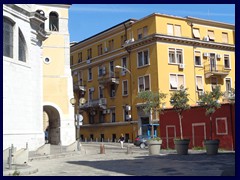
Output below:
[193,28,200,38]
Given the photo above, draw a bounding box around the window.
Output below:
[87,48,92,59]
[222,33,228,43]
[121,57,127,75]
[143,26,148,37]
[111,108,116,122]
[99,86,104,98]
[225,78,231,92]
[224,55,230,69]
[88,68,92,81]
[194,51,202,66]
[207,30,215,41]
[122,80,128,96]
[110,84,116,97]
[98,66,106,77]
[3,17,14,58]
[137,50,149,67]
[168,48,183,64]
[108,39,114,51]
[99,111,105,123]
[170,74,184,90]
[138,75,150,92]
[88,88,93,101]
[167,24,181,36]
[49,12,58,31]
[98,44,103,56]
[196,76,204,91]
[211,77,218,91]
[138,26,148,40]
[121,35,127,45]
[193,28,200,39]
[137,28,143,39]
[89,114,94,124]
[36,10,45,31]
[78,71,83,85]
[18,29,26,62]
[78,52,82,63]
[109,61,114,77]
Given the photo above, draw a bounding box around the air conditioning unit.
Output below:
[86,59,91,64]
[125,105,131,111]
[217,54,221,59]
[203,53,209,57]
[126,115,132,120]
[178,64,185,69]
[104,47,108,53]
[203,36,209,41]
[125,38,135,44]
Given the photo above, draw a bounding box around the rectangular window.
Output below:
[124,108,130,121]
[196,76,204,91]
[108,39,114,51]
[224,55,230,69]
[109,61,114,77]
[122,80,128,96]
[110,84,116,97]
[89,115,94,124]
[99,111,104,123]
[194,51,202,66]
[78,71,83,85]
[211,77,218,91]
[111,108,116,122]
[222,33,228,43]
[121,35,126,45]
[99,86,104,98]
[78,52,82,63]
[88,68,92,81]
[3,18,13,58]
[137,28,143,39]
[98,66,106,77]
[167,24,174,35]
[138,75,150,92]
[174,25,181,36]
[137,50,149,67]
[169,48,183,64]
[87,48,92,59]
[225,78,231,92]
[121,57,127,75]
[170,74,184,90]
[70,56,73,65]
[98,44,103,56]
[207,30,215,41]
[193,28,200,39]
[143,26,148,37]
[88,88,93,101]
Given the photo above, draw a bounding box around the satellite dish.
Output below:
[79,98,86,104]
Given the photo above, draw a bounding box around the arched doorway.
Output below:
[43,105,61,145]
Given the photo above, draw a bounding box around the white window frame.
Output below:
[211,76,218,91]
[225,78,232,93]
[121,57,127,75]
[169,74,185,90]
[88,68,92,81]
[88,88,93,101]
[137,49,150,68]
[168,48,184,65]
[196,75,204,91]
[138,74,151,92]
[98,86,104,99]
[194,51,202,66]
[122,80,128,96]
[110,108,116,123]
[223,54,231,69]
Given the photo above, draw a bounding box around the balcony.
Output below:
[98,71,119,85]
[73,80,87,92]
[204,64,230,78]
[80,98,107,110]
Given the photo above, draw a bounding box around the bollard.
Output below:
[100,144,105,154]
[127,145,132,154]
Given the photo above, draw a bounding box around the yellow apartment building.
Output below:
[70,13,235,143]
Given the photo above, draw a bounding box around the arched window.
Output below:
[3,17,14,58]
[49,12,59,31]
[18,29,26,62]
[36,10,45,30]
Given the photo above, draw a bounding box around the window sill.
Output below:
[137,64,150,69]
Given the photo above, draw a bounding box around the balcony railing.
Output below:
[73,80,87,92]
[80,98,107,110]
[98,71,119,85]
[204,64,230,78]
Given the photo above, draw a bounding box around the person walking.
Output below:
[119,134,125,149]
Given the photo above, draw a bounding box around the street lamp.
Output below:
[70,97,81,151]
[115,65,134,142]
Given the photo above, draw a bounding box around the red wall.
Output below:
[160,104,235,150]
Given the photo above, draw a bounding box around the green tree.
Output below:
[170,85,190,140]
[137,90,167,137]
[199,86,223,140]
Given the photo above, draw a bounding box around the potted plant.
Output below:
[137,90,166,155]
[198,86,222,155]
[170,85,190,155]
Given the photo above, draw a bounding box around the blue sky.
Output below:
[68,4,235,42]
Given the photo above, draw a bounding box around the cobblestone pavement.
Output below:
[4,142,235,176]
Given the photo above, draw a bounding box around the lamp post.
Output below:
[70,97,81,151]
[115,65,134,142]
